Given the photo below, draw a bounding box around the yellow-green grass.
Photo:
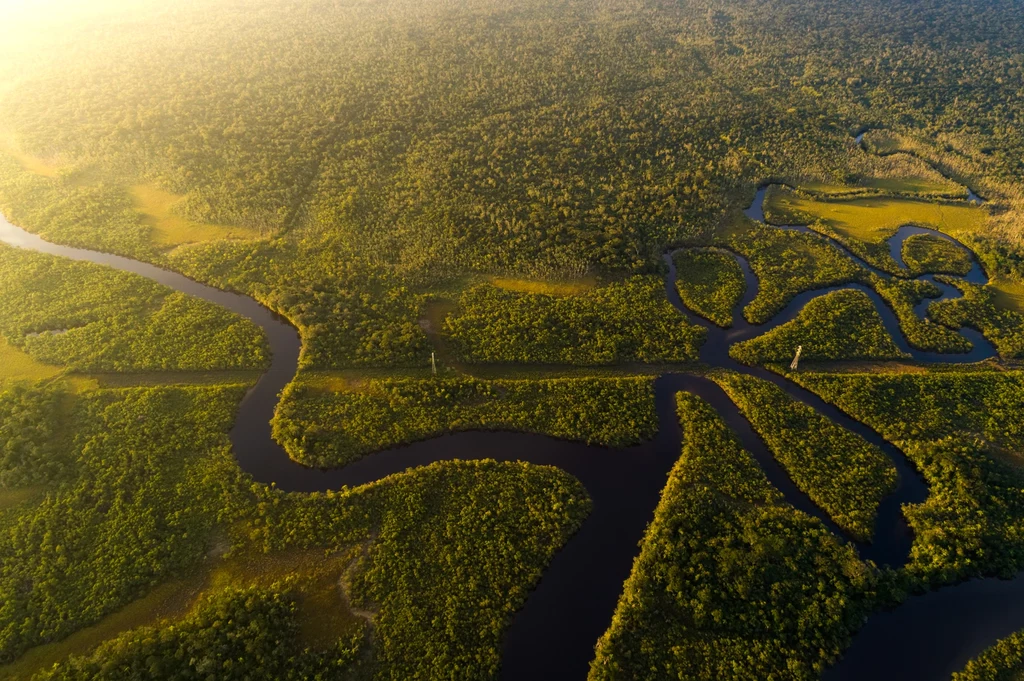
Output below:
[487,275,598,296]
[801,177,959,197]
[0,338,63,383]
[993,278,1024,314]
[298,368,439,393]
[419,297,462,372]
[206,549,364,650]
[129,184,261,246]
[859,176,963,196]
[0,145,259,246]
[799,182,869,197]
[0,548,361,680]
[767,188,987,242]
[0,578,204,681]
[87,371,261,388]
[0,141,60,178]
[0,485,46,511]
[863,130,907,155]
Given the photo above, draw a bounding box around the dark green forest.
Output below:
[953,629,1024,681]
[711,372,897,541]
[791,370,1024,585]
[590,393,879,680]
[2,0,1024,678]
[2,0,1024,364]
[273,376,656,467]
[0,382,588,679]
[730,289,908,365]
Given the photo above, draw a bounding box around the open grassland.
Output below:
[0,141,58,178]
[766,187,988,242]
[296,362,677,392]
[84,370,262,388]
[799,182,872,197]
[1,141,261,248]
[26,581,369,681]
[487,275,598,296]
[0,338,62,383]
[0,486,45,512]
[0,577,206,681]
[993,278,1024,314]
[130,184,263,246]
[0,545,368,681]
[860,175,961,196]
[862,130,908,156]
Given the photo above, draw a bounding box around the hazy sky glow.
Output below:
[1,0,154,31]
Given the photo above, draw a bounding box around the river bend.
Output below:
[0,173,1021,681]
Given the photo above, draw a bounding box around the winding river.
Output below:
[1,169,1023,680]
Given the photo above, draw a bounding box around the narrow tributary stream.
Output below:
[0,174,1021,680]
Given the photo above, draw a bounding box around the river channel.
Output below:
[1,173,1022,680]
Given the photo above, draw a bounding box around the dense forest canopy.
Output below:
[2,0,1023,372]
[3,0,1024,678]
[2,0,1024,280]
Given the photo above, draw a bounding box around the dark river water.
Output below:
[1,171,1021,681]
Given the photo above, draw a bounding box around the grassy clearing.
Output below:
[0,146,260,247]
[298,368,437,392]
[0,548,361,681]
[487,275,597,296]
[993,278,1024,314]
[766,187,987,242]
[862,130,908,156]
[0,486,46,511]
[861,176,961,196]
[0,141,59,178]
[0,578,203,681]
[297,364,678,392]
[0,339,62,383]
[87,370,261,388]
[800,181,870,196]
[784,361,934,375]
[204,549,364,651]
[798,175,960,199]
[130,184,262,246]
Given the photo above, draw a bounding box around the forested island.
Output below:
[2,0,1024,679]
